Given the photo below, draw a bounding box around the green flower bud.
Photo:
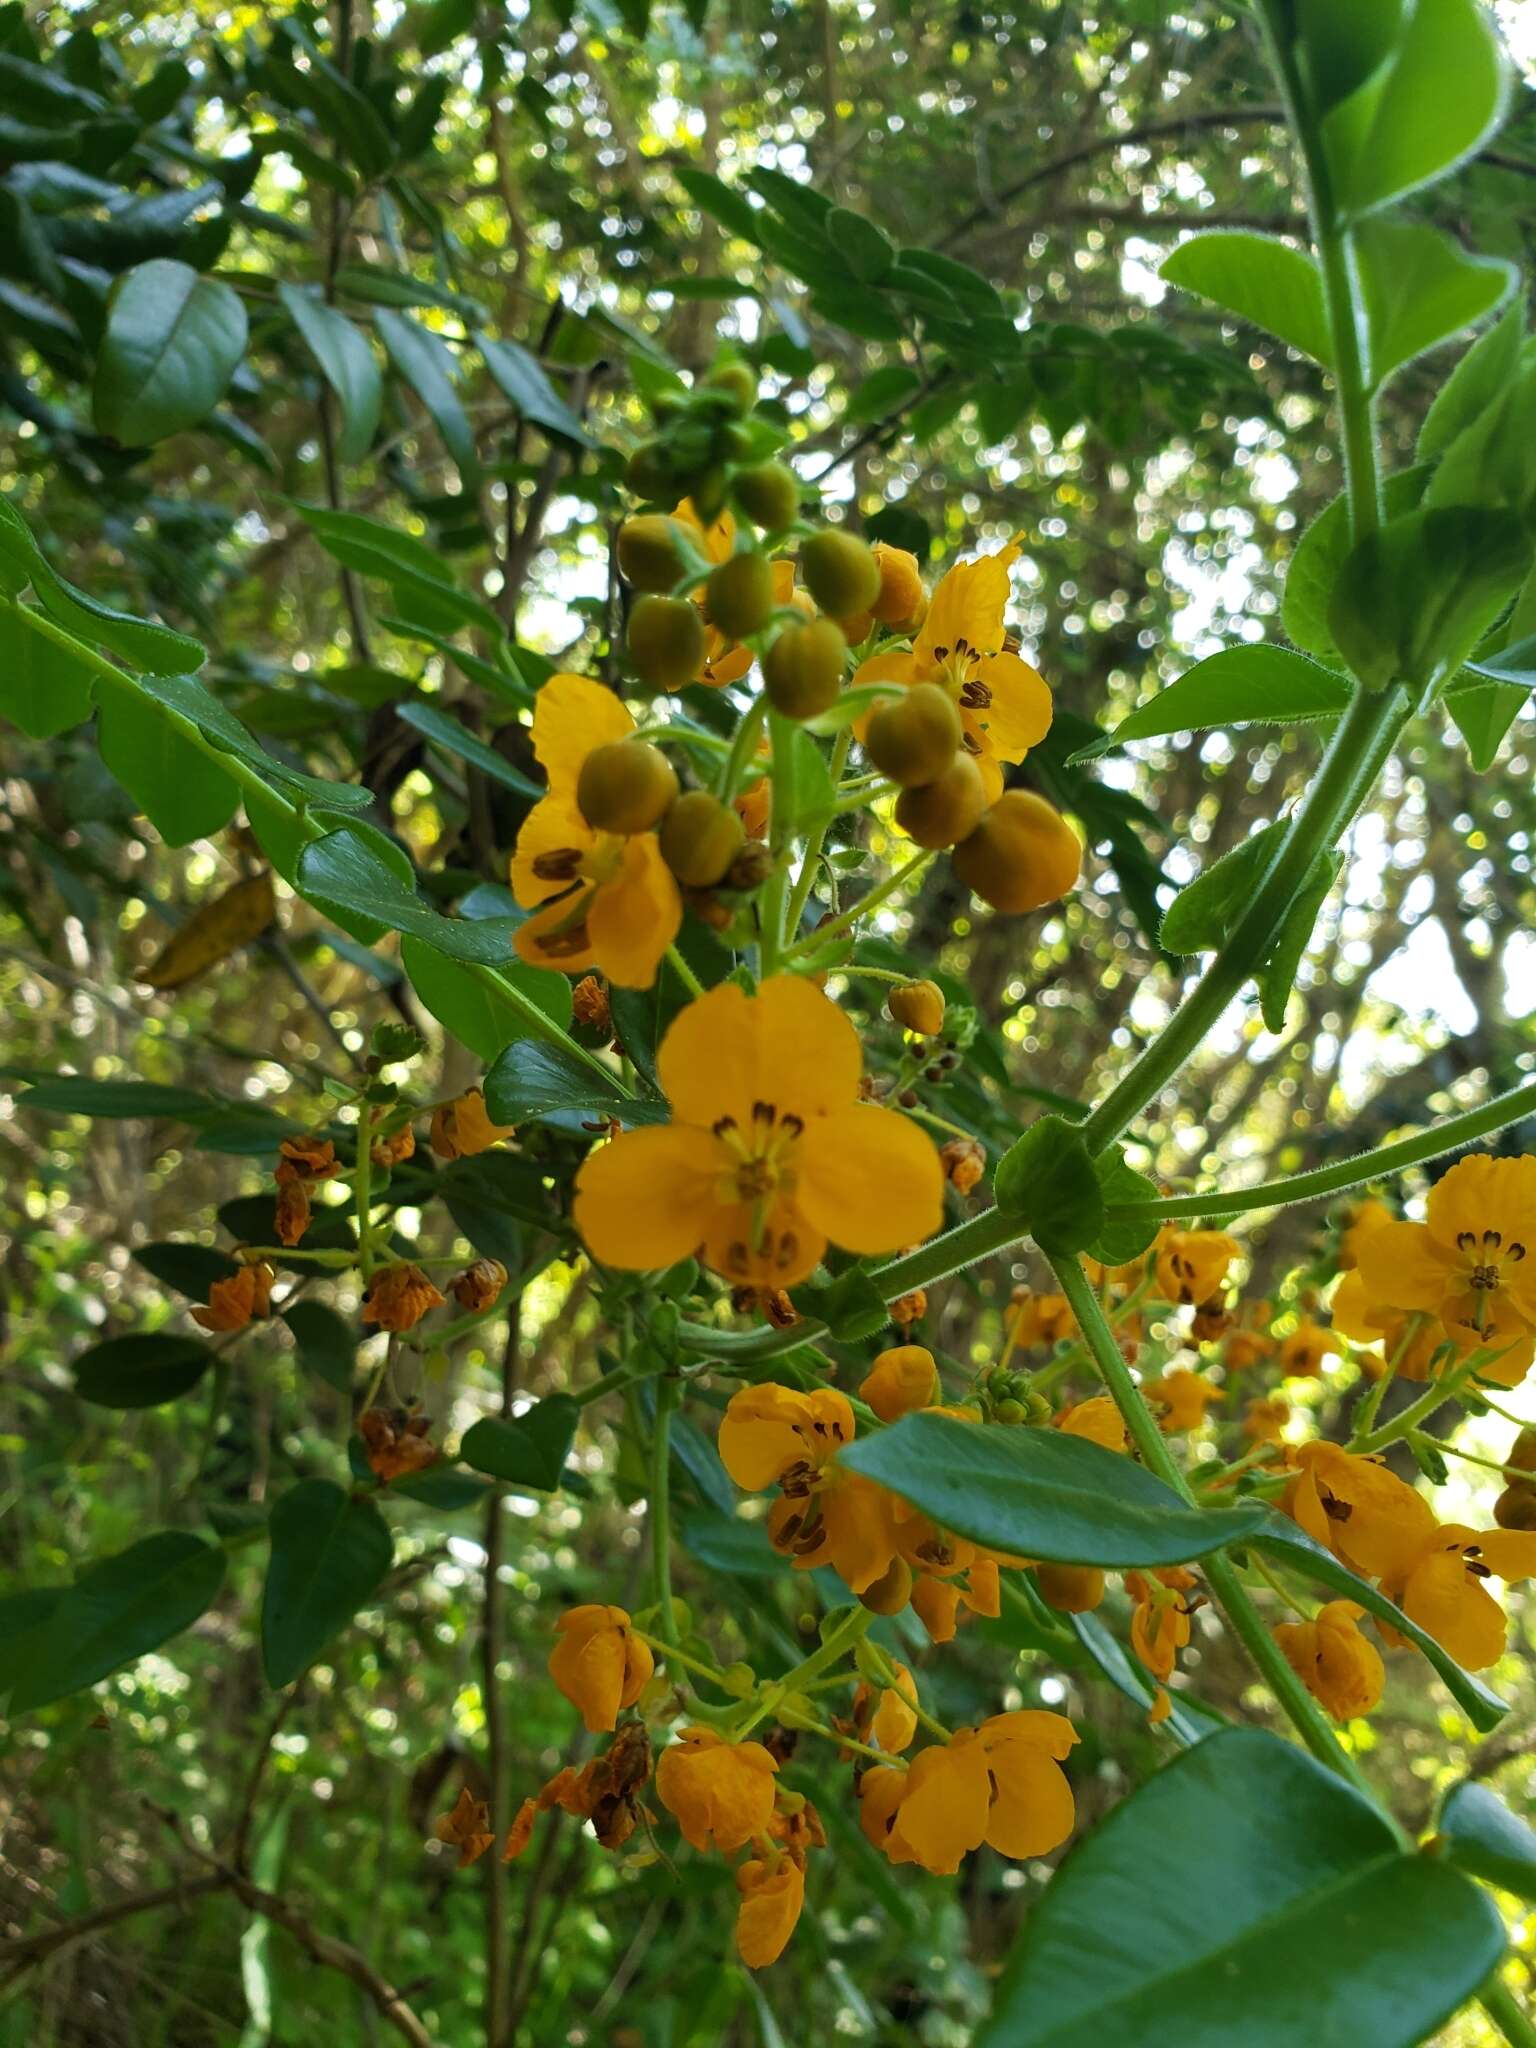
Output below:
[864,681,962,787]
[893,751,987,847]
[799,529,881,617]
[734,461,801,531]
[627,594,707,692]
[617,514,689,593]
[705,551,776,640]
[658,789,746,887]
[576,738,679,835]
[762,617,847,719]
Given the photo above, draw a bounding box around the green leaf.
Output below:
[282,1300,356,1393]
[1257,849,1338,1033]
[394,700,542,798]
[460,1395,580,1491]
[675,166,762,244]
[7,1533,227,1713]
[376,307,478,483]
[0,499,207,674]
[789,1266,890,1342]
[294,502,502,639]
[992,1114,1103,1255]
[1070,646,1349,762]
[136,670,372,810]
[278,284,381,464]
[840,1414,1266,1567]
[93,258,248,445]
[1160,231,1331,364]
[1328,506,1528,692]
[1418,300,1524,462]
[1160,822,1285,956]
[478,333,592,446]
[72,1332,214,1408]
[1320,0,1509,220]
[677,1509,787,1578]
[297,828,518,965]
[1086,1151,1161,1267]
[0,602,95,737]
[20,1078,215,1118]
[402,936,571,1064]
[1252,1516,1507,1734]
[1436,1780,1536,1901]
[1068,1609,1224,1747]
[979,1728,1504,2048]
[96,684,241,847]
[1282,464,1429,667]
[261,1478,393,1687]
[1358,220,1516,393]
[484,1037,666,1129]
[1446,677,1528,772]
[842,364,922,425]
[826,207,896,284]
[133,1241,239,1295]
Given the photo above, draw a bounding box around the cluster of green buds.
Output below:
[974,1361,1053,1427]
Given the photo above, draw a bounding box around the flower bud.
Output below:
[799,529,881,617]
[701,360,757,413]
[686,464,730,522]
[891,1288,927,1328]
[893,751,986,847]
[626,594,707,692]
[617,513,690,592]
[952,790,1082,914]
[887,978,944,1035]
[1035,1563,1106,1614]
[858,1555,914,1617]
[940,1135,986,1195]
[624,440,676,499]
[720,1660,758,1698]
[733,460,800,530]
[576,739,679,836]
[705,551,776,640]
[870,542,925,628]
[860,1344,939,1422]
[659,788,746,887]
[763,617,846,719]
[864,681,961,786]
[726,839,775,891]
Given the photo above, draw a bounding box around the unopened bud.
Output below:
[705,551,776,640]
[894,751,987,848]
[763,617,846,719]
[617,513,690,592]
[733,460,800,531]
[953,790,1083,914]
[864,681,962,787]
[627,594,707,692]
[858,1555,913,1616]
[869,541,926,628]
[659,788,746,887]
[576,738,679,835]
[799,529,881,617]
[888,979,945,1035]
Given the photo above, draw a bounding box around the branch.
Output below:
[0,1877,226,1990]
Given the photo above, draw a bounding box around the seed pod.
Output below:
[627,594,706,691]
[864,681,962,786]
[701,360,757,413]
[870,541,926,628]
[888,979,945,1035]
[763,617,846,719]
[623,440,675,499]
[858,1556,914,1617]
[953,790,1083,914]
[893,751,986,848]
[733,460,800,530]
[575,739,679,836]
[705,551,776,640]
[617,514,689,593]
[799,528,881,617]
[659,788,745,887]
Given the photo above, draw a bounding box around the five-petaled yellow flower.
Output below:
[510,673,681,988]
[858,1711,1077,1874]
[574,975,943,1287]
[852,538,1051,801]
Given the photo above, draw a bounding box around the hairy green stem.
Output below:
[783,727,852,937]
[651,1377,680,1648]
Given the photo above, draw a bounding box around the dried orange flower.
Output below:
[361,1264,446,1333]
[275,1135,339,1184]
[506,1722,654,1861]
[192,1261,274,1333]
[430,1088,512,1161]
[273,1180,311,1247]
[449,1258,507,1312]
[939,1135,986,1195]
[371,1125,416,1168]
[890,1288,927,1329]
[359,1407,438,1483]
[572,974,612,1033]
[433,1786,495,1867]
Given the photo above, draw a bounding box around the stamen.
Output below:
[531,847,584,882]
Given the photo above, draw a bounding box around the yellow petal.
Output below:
[983,1746,1076,1860]
[794,1104,944,1255]
[891,1739,990,1875]
[971,648,1052,761]
[700,1194,827,1289]
[1356,1219,1458,1316]
[735,1855,804,1969]
[510,794,595,910]
[914,541,1019,668]
[1402,1551,1509,1671]
[574,1125,720,1270]
[657,975,864,1132]
[1471,1529,1536,1583]
[531,673,633,791]
[585,834,682,989]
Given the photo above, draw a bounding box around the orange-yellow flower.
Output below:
[675,500,800,686]
[1034,1562,1106,1614]
[430,1087,512,1160]
[1141,1368,1223,1431]
[1274,1600,1384,1719]
[1054,1395,1128,1453]
[1126,1566,1199,1684]
[360,1263,446,1333]
[574,976,943,1288]
[909,1549,1001,1644]
[734,1852,805,1968]
[548,1604,655,1732]
[1378,1523,1536,1671]
[851,1661,920,1754]
[1339,1196,1395,1269]
[1278,1316,1337,1379]
[858,1711,1077,1874]
[192,1261,274,1332]
[1330,1271,1442,1382]
[1154,1226,1241,1305]
[510,673,682,988]
[1243,1396,1290,1445]
[359,1407,438,1482]
[859,1345,939,1422]
[655,1726,778,1852]
[851,538,1051,802]
[1280,1441,1436,1581]
[1010,1290,1076,1348]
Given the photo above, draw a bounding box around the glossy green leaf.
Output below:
[94,258,248,444]
[826,207,896,283]
[297,828,518,965]
[0,498,206,674]
[460,1395,580,1491]
[294,502,502,639]
[1160,231,1331,364]
[479,332,593,445]
[136,670,373,810]
[376,307,478,483]
[1358,220,1516,393]
[133,1241,239,1295]
[261,1478,393,1687]
[1160,821,1284,956]
[484,1036,666,1129]
[395,699,542,798]
[1282,464,1429,668]
[278,284,381,464]
[7,1533,227,1713]
[282,1299,356,1393]
[21,1077,215,1118]
[1067,1608,1226,1747]
[840,1413,1266,1567]
[1436,1780,1536,1901]
[1418,300,1524,462]
[72,1332,214,1408]
[677,1509,787,1578]
[402,936,572,1063]
[979,1728,1504,2048]
[1071,646,1349,762]
[1,600,96,737]
[1328,506,1528,692]
[97,683,241,846]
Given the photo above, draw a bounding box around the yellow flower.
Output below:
[1243,1395,1290,1445]
[655,1726,778,1852]
[1330,1271,1441,1382]
[1054,1394,1128,1453]
[1280,1441,1436,1581]
[1126,1566,1199,1683]
[1010,1289,1076,1347]
[1379,1523,1536,1671]
[1278,1316,1337,1379]
[859,1344,939,1422]
[1339,1196,1395,1269]
[1356,1155,1536,1381]
[851,1661,920,1754]
[548,1604,655,1733]
[510,673,681,989]
[430,1087,513,1160]
[734,1852,805,1969]
[851,538,1051,802]
[858,1712,1077,1874]
[573,976,943,1288]
[1274,1600,1384,1719]
[675,499,800,687]
[1154,1226,1241,1305]
[1141,1368,1223,1431]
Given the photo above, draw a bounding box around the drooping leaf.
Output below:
[1071,646,1349,762]
[402,936,572,1064]
[1418,300,1524,461]
[0,600,96,737]
[278,284,381,464]
[1258,850,1340,1033]
[282,1300,356,1394]
[140,873,275,989]
[96,681,241,846]
[1085,1151,1162,1267]
[1282,464,1430,668]
[297,827,519,965]
[460,1395,580,1491]
[478,332,593,445]
[1445,678,1529,772]
[1436,1780,1536,1901]
[0,499,206,674]
[261,1478,393,1687]
[93,258,248,444]
[1160,822,1285,956]
[21,1078,216,1118]
[293,502,502,638]
[394,699,543,798]
[132,1241,239,1295]
[376,307,478,483]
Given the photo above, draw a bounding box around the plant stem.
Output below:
[354,1113,376,1282]
[1481,1978,1536,2048]
[783,728,851,936]
[666,944,705,998]
[781,847,934,960]
[651,1376,680,1648]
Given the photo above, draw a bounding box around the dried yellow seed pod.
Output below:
[888,978,945,1035]
[763,617,847,719]
[617,513,690,593]
[705,551,776,640]
[799,528,881,617]
[953,790,1082,913]
[864,681,962,787]
[575,739,679,836]
[893,750,987,848]
[627,593,707,691]
[658,788,746,887]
